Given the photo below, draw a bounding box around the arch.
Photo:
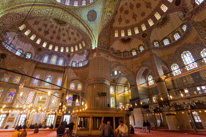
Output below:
[136,67,155,86]
[181,51,197,70]
[117,77,129,94]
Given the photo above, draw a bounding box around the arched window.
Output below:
[74,1,78,6]
[56,77,62,86]
[30,34,36,40]
[174,33,180,40]
[163,39,170,45]
[50,55,57,64]
[72,62,76,67]
[75,45,78,51]
[0,87,4,97]
[36,38,41,44]
[32,74,40,85]
[127,29,132,36]
[79,62,83,67]
[77,83,82,90]
[132,50,136,56]
[79,43,82,49]
[148,19,154,26]
[181,51,197,70]
[60,47,64,52]
[43,55,49,63]
[7,44,13,51]
[110,97,115,108]
[42,42,47,48]
[13,75,21,83]
[52,93,59,105]
[134,27,139,34]
[200,49,206,62]
[54,46,58,51]
[66,47,69,52]
[160,4,168,12]
[71,47,74,52]
[24,29,31,36]
[154,42,159,47]
[195,0,204,5]
[148,75,154,86]
[123,51,129,57]
[110,86,114,94]
[82,41,86,47]
[26,91,35,104]
[168,0,173,3]
[26,53,31,59]
[45,75,52,87]
[82,0,86,5]
[67,94,73,106]
[90,0,93,3]
[65,0,70,5]
[19,24,26,31]
[139,46,144,52]
[141,24,146,31]
[49,44,53,50]
[58,58,64,66]
[4,88,16,103]
[171,64,181,76]
[121,30,125,37]
[1,74,10,82]
[70,82,75,90]
[182,25,187,31]
[154,12,161,20]
[16,49,22,56]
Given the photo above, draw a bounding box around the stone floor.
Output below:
[0,128,205,137]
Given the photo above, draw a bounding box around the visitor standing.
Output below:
[143,120,147,133]
[34,123,39,133]
[99,120,106,136]
[146,120,151,133]
[63,119,67,127]
[57,123,65,137]
[102,121,114,137]
[115,121,128,137]
[12,128,20,137]
[130,126,134,134]
[67,121,75,137]
[20,129,27,137]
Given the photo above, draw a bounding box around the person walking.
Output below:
[12,128,20,137]
[130,126,134,134]
[20,129,27,137]
[34,123,39,133]
[115,121,128,137]
[99,120,106,136]
[146,120,151,133]
[102,121,114,137]
[143,120,147,133]
[67,121,75,137]
[57,122,65,137]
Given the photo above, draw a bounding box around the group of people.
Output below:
[99,120,131,137]
[143,120,151,133]
[56,121,75,137]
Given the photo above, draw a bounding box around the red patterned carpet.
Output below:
[0,129,205,137]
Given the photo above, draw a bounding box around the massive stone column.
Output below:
[86,51,111,108]
[156,76,168,100]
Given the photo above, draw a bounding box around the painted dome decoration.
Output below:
[56,0,96,7]
[87,10,97,22]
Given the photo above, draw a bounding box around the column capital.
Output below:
[155,75,166,82]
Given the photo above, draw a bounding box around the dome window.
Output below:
[163,39,170,45]
[75,45,78,51]
[36,38,41,44]
[148,19,154,26]
[195,0,204,5]
[26,53,31,59]
[174,33,180,40]
[30,34,36,41]
[55,46,58,51]
[181,51,197,70]
[79,62,83,67]
[139,46,144,52]
[82,41,86,47]
[134,27,139,34]
[66,47,69,52]
[201,49,206,63]
[141,24,146,31]
[132,50,136,56]
[182,25,187,31]
[90,0,93,3]
[115,30,119,37]
[71,47,74,52]
[154,42,159,47]
[82,0,86,6]
[42,42,47,48]
[43,55,49,63]
[168,0,173,3]
[19,24,26,31]
[121,30,125,37]
[160,4,168,12]
[127,29,132,36]
[60,47,64,52]
[65,0,70,5]
[74,1,78,6]
[154,12,161,20]
[49,44,53,50]
[171,64,181,76]
[79,43,82,49]
[24,29,31,36]
[16,49,22,56]
[72,62,76,67]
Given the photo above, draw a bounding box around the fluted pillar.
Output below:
[86,51,111,108]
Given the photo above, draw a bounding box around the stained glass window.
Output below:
[55,46,58,51]
[163,39,170,45]
[16,49,22,56]
[19,24,26,31]
[132,50,136,56]
[13,75,21,83]
[141,24,147,31]
[0,87,4,97]
[168,0,173,3]
[52,93,59,105]
[43,55,49,63]
[32,74,40,85]
[77,83,82,90]
[154,42,159,47]
[30,34,36,40]
[115,30,118,37]
[174,33,180,40]
[82,0,86,5]
[171,64,181,76]
[58,58,64,66]
[36,38,41,44]
[140,46,144,52]
[161,4,168,12]
[72,62,76,67]
[134,27,139,34]
[50,55,57,64]
[71,47,74,52]
[181,51,197,70]
[110,86,114,94]
[182,25,187,31]
[56,77,62,86]
[195,0,204,5]
[7,44,13,51]
[127,29,132,36]
[200,49,206,62]
[121,30,125,37]
[70,82,75,90]
[148,19,154,26]
[67,94,73,106]
[4,88,16,103]
[66,47,69,52]
[60,47,64,52]
[45,75,52,87]
[26,92,35,104]
[42,42,47,48]
[1,74,10,82]
[65,0,70,5]
[79,62,82,67]
[75,97,81,106]
[148,75,154,86]
[24,30,31,36]
[154,12,161,20]
[74,1,78,6]
[82,41,86,47]
[79,44,82,49]
[49,44,53,50]
[111,97,115,108]
[26,53,31,59]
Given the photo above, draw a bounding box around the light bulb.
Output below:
[161,98,163,101]
[20,92,23,96]
[82,102,84,105]
[3,105,6,108]
[66,95,69,99]
[48,91,51,96]
[76,99,78,103]
[181,93,184,97]
[40,96,42,100]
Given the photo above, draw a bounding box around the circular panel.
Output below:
[87,10,97,22]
